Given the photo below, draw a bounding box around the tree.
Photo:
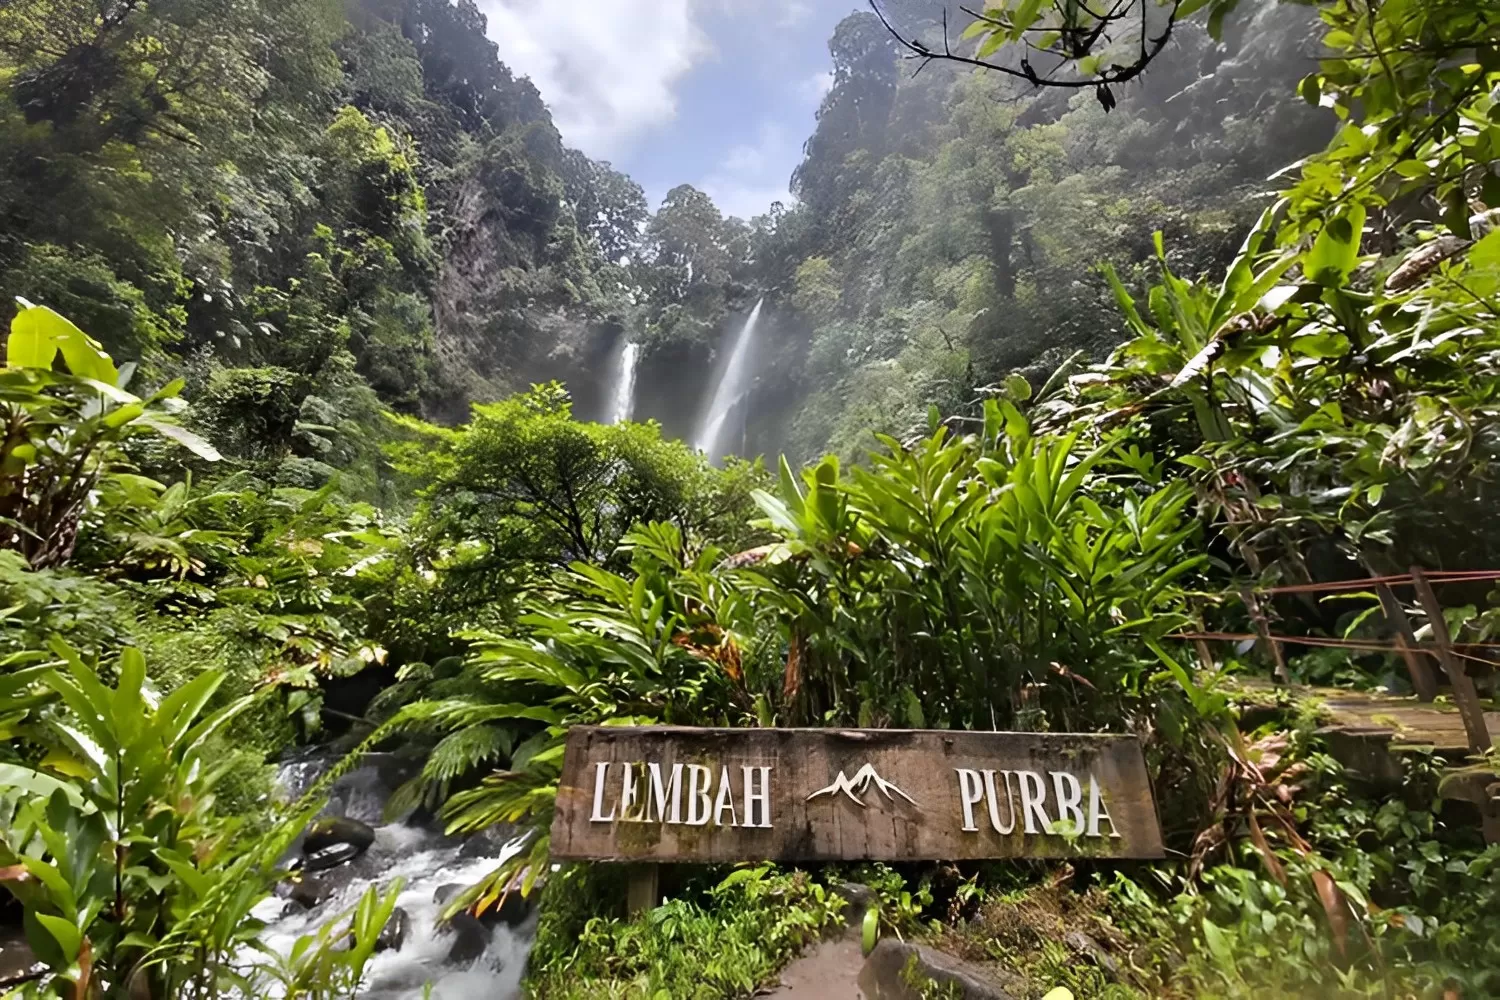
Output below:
[562,149,650,264]
[395,0,549,131]
[792,256,843,323]
[395,382,761,595]
[791,12,900,222]
[644,184,738,293]
[1039,0,1500,586]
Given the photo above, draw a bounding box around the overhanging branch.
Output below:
[868,0,1184,110]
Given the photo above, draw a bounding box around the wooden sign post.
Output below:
[550,727,1163,872]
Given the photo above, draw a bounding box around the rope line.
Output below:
[1249,570,1500,597]
[1170,631,1500,669]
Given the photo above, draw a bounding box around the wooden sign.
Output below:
[550,727,1163,862]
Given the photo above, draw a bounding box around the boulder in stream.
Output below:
[286,874,328,910]
[302,842,364,872]
[303,817,376,855]
[444,912,491,965]
[490,891,535,929]
[0,930,43,991]
[434,881,536,929]
[376,907,410,953]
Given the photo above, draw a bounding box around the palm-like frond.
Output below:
[425,724,513,783]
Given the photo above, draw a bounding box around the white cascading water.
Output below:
[693,298,764,459]
[247,758,535,999]
[608,339,640,424]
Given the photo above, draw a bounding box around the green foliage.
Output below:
[934,0,1246,87]
[526,864,846,999]
[0,643,258,997]
[409,408,1213,915]
[792,256,842,327]
[0,4,1497,1000]
[745,1,1329,463]
[390,382,765,631]
[0,300,219,570]
[751,403,1204,730]
[386,519,751,907]
[0,551,135,658]
[1027,0,1500,680]
[0,641,424,999]
[1106,747,1500,996]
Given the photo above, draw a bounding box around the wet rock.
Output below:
[376,907,409,953]
[280,900,307,919]
[0,930,43,990]
[287,875,328,910]
[1064,930,1119,978]
[303,842,363,872]
[456,825,520,860]
[858,938,1022,1000]
[303,817,376,856]
[835,883,878,925]
[436,879,539,929]
[444,913,491,965]
[490,890,535,929]
[435,881,528,928]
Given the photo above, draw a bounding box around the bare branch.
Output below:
[868,0,1183,100]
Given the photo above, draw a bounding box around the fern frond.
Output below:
[423,724,513,783]
[426,701,563,727]
[383,772,445,822]
[442,770,558,834]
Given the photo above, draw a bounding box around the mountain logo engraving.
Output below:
[806,763,921,809]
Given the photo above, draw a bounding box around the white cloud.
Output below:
[700,121,795,220]
[477,0,709,159]
[799,70,834,104]
[776,1,815,26]
[476,0,830,158]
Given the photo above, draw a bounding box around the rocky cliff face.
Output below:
[428,131,620,422]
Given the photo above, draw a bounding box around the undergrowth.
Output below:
[917,731,1500,999]
[525,863,847,999]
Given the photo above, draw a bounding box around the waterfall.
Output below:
[693,298,764,459]
[607,339,640,424]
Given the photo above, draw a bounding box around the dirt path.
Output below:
[764,936,867,998]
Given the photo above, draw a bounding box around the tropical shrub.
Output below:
[526,864,847,999]
[0,642,413,999]
[0,300,219,570]
[0,643,257,997]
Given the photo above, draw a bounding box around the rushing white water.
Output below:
[693,298,764,459]
[608,339,640,424]
[247,759,535,999]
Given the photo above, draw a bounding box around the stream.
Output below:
[252,754,536,998]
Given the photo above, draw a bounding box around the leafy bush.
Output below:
[0,300,219,570]
[526,864,846,999]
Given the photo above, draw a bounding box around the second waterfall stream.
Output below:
[607,338,640,424]
[693,297,764,460]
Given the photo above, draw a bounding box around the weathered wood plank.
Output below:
[549,727,1163,863]
[1240,588,1289,684]
[1411,566,1494,754]
[1376,581,1439,702]
[626,864,659,914]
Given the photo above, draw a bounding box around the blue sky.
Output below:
[476,0,864,219]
